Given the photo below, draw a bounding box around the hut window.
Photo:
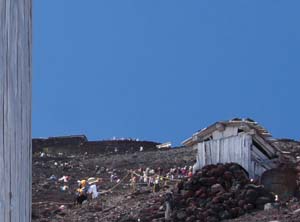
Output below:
[238,128,244,133]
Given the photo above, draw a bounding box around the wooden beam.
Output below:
[0,0,32,221]
[253,135,276,158]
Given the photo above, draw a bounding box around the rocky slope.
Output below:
[32,144,300,222]
[32,146,196,221]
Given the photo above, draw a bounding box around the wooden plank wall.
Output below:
[0,0,32,221]
[195,134,254,177]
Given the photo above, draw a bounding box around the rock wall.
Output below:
[32,136,161,155]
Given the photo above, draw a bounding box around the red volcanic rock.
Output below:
[140,163,275,222]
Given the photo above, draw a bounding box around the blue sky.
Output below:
[33,1,300,145]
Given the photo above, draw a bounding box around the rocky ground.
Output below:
[32,147,300,222]
[32,147,196,221]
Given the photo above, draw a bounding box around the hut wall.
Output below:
[194,134,255,177]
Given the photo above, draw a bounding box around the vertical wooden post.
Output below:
[0,0,32,221]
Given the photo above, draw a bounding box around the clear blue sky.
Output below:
[33,1,300,145]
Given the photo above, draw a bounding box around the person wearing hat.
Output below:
[87,177,100,199]
[75,179,89,205]
[80,179,87,188]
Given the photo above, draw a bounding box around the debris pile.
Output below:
[140,163,275,222]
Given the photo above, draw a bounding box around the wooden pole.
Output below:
[0,0,32,221]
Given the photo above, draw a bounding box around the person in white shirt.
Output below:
[87,177,100,199]
[58,175,70,183]
[87,184,99,199]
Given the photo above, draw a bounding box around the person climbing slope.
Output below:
[75,179,89,205]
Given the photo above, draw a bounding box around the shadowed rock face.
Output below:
[261,168,297,201]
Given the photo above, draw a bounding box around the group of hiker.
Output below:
[129,165,193,193]
[50,165,192,207]
[49,174,101,205]
[129,168,178,221]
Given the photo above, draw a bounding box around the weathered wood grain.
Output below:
[195,135,255,177]
[0,0,32,221]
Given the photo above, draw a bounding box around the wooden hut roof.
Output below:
[182,118,273,147]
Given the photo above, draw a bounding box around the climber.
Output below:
[75,179,89,205]
[87,177,100,199]
[130,172,137,192]
[165,190,174,221]
[153,175,160,193]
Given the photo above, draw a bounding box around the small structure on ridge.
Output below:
[182,118,278,179]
